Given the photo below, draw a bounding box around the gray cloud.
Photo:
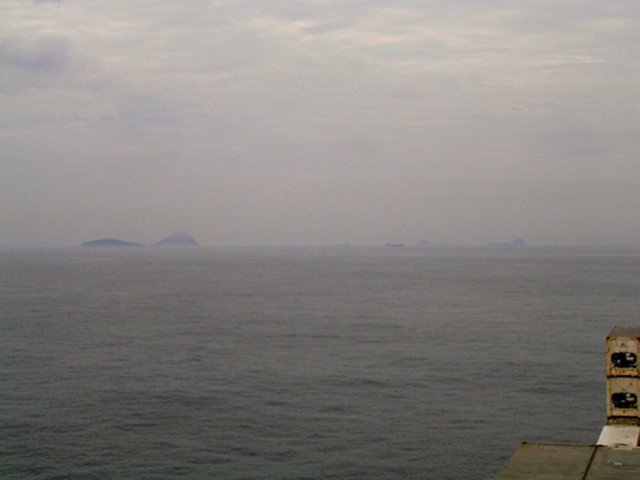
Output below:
[1,0,639,246]
[0,35,71,74]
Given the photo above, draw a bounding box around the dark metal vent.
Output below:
[611,352,637,369]
[612,392,638,409]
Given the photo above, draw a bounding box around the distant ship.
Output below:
[488,238,527,248]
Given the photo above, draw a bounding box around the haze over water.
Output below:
[2,246,638,479]
[3,1,640,247]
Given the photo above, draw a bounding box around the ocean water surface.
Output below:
[2,246,640,479]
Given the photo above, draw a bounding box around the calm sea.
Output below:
[2,246,639,479]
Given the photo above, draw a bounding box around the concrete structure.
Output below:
[496,443,640,479]
[496,327,640,479]
[606,327,640,424]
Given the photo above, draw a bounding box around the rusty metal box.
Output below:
[606,327,640,377]
[607,376,640,421]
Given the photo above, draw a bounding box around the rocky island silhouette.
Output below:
[82,232,199,247]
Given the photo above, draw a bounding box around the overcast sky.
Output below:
[2,0,639,246]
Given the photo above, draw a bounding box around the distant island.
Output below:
[154,231,199,247]
[81,238,145,248]
[81,231,199,247]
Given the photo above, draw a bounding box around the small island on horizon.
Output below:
[488,238,527,247]
[81,238,145,248]
[81,232,199,248]
[154,231,199,247]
